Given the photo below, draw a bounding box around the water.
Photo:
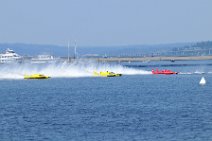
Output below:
[0,61,212,140]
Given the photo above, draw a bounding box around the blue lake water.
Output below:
[0,60,212,141]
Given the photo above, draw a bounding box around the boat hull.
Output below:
[152,69,178,75]
[24,74,50,79]
[93,71,122,77]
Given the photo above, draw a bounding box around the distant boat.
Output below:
[170,59,175,62]
[199,77,206,85]
[152,69,178,75]
[0,48,22,63]
[31,54,56,64]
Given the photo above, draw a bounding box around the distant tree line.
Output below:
[168,41,212,56]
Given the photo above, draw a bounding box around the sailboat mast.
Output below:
[68,41,70,62]
[74,42,77,59]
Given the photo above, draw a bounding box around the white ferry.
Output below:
[0,48,22,63]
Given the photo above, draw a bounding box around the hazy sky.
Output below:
[0,0,212,46]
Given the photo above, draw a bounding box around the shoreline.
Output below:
[90,56,212,62]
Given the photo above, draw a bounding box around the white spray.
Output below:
[0,61,151,79]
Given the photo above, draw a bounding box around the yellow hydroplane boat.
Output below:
[24,74,50,79]
[93,71,122,77]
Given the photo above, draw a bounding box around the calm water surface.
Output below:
[0,61,212,141]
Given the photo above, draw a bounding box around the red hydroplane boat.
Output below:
[152,69,178,75]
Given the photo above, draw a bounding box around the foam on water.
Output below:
[0,61,151,79]
[179,71,207,75]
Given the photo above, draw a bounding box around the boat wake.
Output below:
[0,61,151,79]
[179,71,206,75]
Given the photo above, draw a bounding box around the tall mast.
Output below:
[74,41,77,59]
[68,41,70,62]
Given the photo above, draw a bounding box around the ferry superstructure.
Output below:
[0,48,22,63]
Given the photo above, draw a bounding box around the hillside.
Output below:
[0,42,190,57]
[2,41,212,57]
